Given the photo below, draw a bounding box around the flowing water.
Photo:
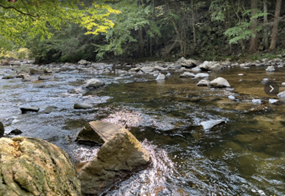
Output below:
[0,64,285,196]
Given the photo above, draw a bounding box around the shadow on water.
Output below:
[1,65,285,195]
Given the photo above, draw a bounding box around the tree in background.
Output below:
[269,0,282,50]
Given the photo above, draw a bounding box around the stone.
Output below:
[194,73,209,79]
[154,66,168,71]
[0,122,4,137]
[277,91,285,98]
[269,99,278,104]
[266,66,275,72]
[29,68,44,75]
[84,78,105,89]
[262,78,269,83]
[209,77,230,88]
[41,106,57,114]
[252,99,262,104]
[20,107,39,114]
[176,57,197,68]
[79,128,150,195]
[200,120,225,131]
[129,67,141,72]
[141,67,154,73]
[156,73,165,80]
[238,73,244,76]
[38,74,54,80]
[78,59,88,65]
[2,75,16,79]
[228,95,235,100]
[179,72,195,78]
[0,137,81,196]
[191,67,202,73]
[76,121,122,145]
[74,103,93,109]
[198,61,224,71]
[281,82,285,87]
[197,79,209,86]
[20,74,31,82]
[8,129,22,135]
[114,77,124,80]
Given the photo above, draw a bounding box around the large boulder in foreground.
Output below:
[79,128,150,195]
[0,137,81,196]
[210,77,230,88]
[76,121,122,145]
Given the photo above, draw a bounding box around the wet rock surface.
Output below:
[0,137,81,196]
[79,128,150,195]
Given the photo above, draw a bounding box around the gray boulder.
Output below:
[141,67,154,73]
[266,66,275,72]
[0,137,81,196]
[84,78,105,89]
[199,61,224,71]
[210,77,230,88]
[176,57,197,68]
[197,79,209,86]
[277,91,285,98]
[156,73,165,80]
[194,73,209,79]
[179,72,195,78]
[200,119,225,130]
[79,128,150,195]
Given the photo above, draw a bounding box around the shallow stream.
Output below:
[1,64,285,195]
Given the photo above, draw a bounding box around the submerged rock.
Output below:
[79,128,150,195]
[252,99,262,104]
[200,119,225,130]
[2,75,16,79]
[0,137,81,195]
[76,121,122,145]
[0,122,4,137]
[209,77,230,88]
[41,106,57,114]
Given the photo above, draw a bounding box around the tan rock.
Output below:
[75,121,122,145]
[0,137,81,196]
[79,128,150,195]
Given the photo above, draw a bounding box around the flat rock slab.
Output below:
[20,107,39,114]
[76,121,122,145]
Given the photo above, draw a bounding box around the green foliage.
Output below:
[95,0,161,60]
[0,0,120,50]
[209,0,230,22]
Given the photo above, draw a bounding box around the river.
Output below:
[0,63,284,195]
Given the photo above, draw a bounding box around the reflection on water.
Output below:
[1,65,285,195]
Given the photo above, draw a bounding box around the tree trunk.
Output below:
[263,0,269,49]
[249,0,258,53]
[191,0,197,54]
[138,27,144,57]
[269,0,282,51]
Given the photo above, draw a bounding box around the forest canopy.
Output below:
[0,0,120,50]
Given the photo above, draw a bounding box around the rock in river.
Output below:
[76,121,122,145]
[79,128,150,195]
[156,73,165,80]
[38,74,54,80]
[74,103,93,109]
[20,107,39,114]
[197,79,209,86]
[200,119,225,131]
[0,137,81,196]
[277,91,285,98]
[266,66,275,72]
[209,77,230,88]
[0,122,4,137]
[179,72,195,78]
[84,78,105,89]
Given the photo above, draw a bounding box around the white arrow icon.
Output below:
[270,85,274,92]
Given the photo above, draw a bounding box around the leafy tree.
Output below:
[0,0,120,50]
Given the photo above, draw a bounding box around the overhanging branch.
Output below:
[0,4,35,17]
